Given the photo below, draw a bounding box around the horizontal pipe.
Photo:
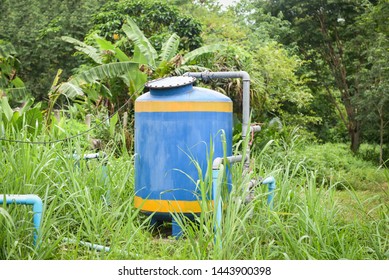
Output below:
[212,155,245,170]
[0,194,42,246]
[63,238,110,253]
[72,152,107,161]
[250,125,261,133]
[63,238,139,257]
[184,71,250,81]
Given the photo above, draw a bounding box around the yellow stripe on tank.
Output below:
[135,101,232,112]
[134,196,204,213]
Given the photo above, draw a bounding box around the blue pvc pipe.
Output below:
[261,176,276,209]
[0,194,43,246]
[212,169,222,249]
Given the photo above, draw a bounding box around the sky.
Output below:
[217,0,238,7]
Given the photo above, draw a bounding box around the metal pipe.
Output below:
[0,194,43,246]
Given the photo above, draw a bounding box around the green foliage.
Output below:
[1,127,387,259]
[194,42,318,132]
[0,41,29,104]
[236,0,293,43]
[249,43,318,126]
[352,2,389,163]
[62,34,148,101]
[0,96,43,136]
[61,36,103,64]
[263,135,387,191]
[357,144,389,166]
[159,33,180,62]
[0,0,107,100]
[122,18,159,68]
[302,144,387,190]
[122,17,224,78]
[248,0,388,152]
[88,0,203,52]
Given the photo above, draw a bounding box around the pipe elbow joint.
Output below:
[262,176,275,184]
[212,157,224,170]
[262,176,276,190]
[29,195,43,213]
[239,71,250,81]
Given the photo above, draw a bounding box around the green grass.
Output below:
[0,130,388,260]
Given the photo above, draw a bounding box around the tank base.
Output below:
[172,218,183,238]
[144,212,195,238]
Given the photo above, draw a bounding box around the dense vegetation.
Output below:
[0,0,388,260]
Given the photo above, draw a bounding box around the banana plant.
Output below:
[122,17,225,78]
[0,95,43,135]
[56,17,225,123]
[61,35,147,97]
[0,41,29,101]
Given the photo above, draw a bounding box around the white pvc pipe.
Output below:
[63,238,140,257]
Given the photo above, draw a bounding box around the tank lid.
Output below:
[145,76,196,89]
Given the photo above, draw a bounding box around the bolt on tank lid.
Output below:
[145,76,196,89]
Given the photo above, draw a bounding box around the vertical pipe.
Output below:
[262,177,276,209]
[212,169,222,249]
[184,71,251,170]
[241,74,250,140]
[242,75,251,171]
[0,194,43,246]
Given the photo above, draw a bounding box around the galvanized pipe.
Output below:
[0,194,43,246]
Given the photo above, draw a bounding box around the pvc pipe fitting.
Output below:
[0,194,43,246]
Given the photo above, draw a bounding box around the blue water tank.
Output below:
[134,76,232,227]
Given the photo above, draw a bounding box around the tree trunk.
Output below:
[349,120,361,153]
[378,108,385,166]
[318,12,362,153]
[380,115,383,166]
